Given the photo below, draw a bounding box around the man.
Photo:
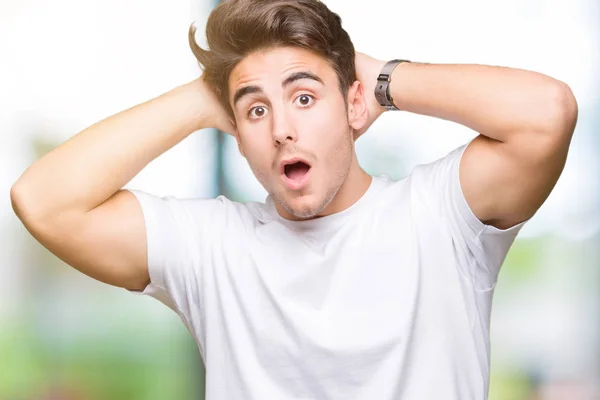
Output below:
[10,0,577,399]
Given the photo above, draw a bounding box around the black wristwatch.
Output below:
[374,59,411,111]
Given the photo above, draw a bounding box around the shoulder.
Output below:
[129,190,271,232]
[410,143,469,187]
[362,174,413,214]
[181,195,272,228]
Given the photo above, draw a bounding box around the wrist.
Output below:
[175,78,214,132]
[177,77,235,135]
[372,61,388,115]
[376,59,411,111]
[388,61,416,112]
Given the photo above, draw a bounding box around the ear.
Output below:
[346,80,368,131]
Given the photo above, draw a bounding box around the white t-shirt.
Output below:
[128,142,527,400]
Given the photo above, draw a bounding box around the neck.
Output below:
[319,156,371,217]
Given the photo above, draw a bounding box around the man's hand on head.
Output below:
[354,52,387,140]
[194,77,236,136]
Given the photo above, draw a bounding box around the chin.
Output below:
[282,197,322,219]
[279,188,338,220]
[287,205,321,220]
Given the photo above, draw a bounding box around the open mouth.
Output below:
[284,161,311,181]
[280,159,312,190]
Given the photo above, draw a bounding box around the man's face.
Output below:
[229,46,361,220]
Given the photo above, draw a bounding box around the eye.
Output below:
[248,106,268,119]
[294,94,315,108]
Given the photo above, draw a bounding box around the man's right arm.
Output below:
[10,78,232,291]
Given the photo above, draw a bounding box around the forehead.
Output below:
[228,46,335,95]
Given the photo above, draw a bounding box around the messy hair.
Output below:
[188,0,356,117]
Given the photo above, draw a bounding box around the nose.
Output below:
[272,108,297,145]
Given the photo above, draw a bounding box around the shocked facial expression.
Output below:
[229,46,363,220]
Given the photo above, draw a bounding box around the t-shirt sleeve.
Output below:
[125,189,221,317]
[414,140,530,290]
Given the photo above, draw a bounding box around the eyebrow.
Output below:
[233,71,324,107]
[282,71,324,88]
[233,86,262,108]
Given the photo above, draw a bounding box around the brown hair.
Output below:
[188,0,356,117]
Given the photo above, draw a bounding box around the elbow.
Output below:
[10,181,28,220]
[545,81,578,141]
[10,181,47,225]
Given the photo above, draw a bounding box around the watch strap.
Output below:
[375,59,410,111]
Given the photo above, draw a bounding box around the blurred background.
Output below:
[1,0,598,399]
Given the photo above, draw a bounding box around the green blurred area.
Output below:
[1,137,205,399]
[490,372,534,400]
[0,318,204,400]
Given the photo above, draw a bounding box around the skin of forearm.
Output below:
[11,78,209,221]
[389,62,576,142]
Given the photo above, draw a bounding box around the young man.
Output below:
[10,0,577,399]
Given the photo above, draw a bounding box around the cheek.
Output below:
[302,105,348,146]
[311,108,351,147]
[239,134,276,179]
[246,147,272,172]
[238,125,270,158]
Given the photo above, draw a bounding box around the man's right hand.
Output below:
[195,77,236,136]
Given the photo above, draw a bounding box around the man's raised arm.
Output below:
[356,53,578,230]
[10,78,232,291]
